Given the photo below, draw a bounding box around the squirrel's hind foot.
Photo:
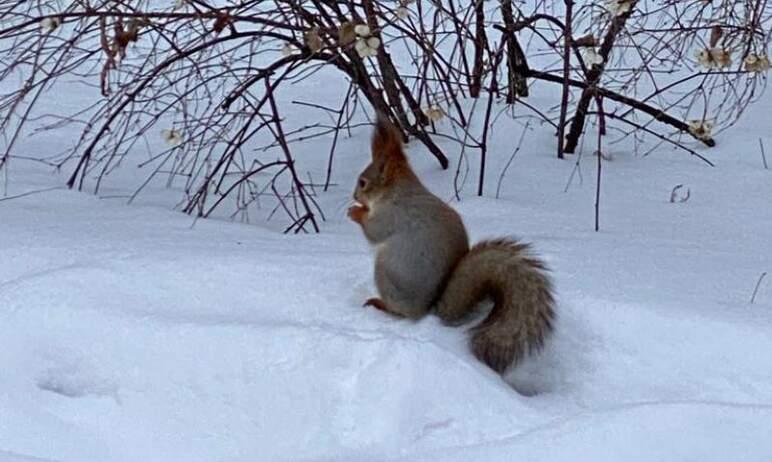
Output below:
[364,297,404,318]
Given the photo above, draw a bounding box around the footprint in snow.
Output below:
[35,363,119,401]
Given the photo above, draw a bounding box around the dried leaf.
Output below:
[213,12,232,34]
[304,27,323,52]
[338,22,356,47]
[709,25,722,48]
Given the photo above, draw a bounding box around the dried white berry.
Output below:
[583,48,604,67]
[354,37,380,58]
[366,37,381,49]
[40,17,60,33]
[606,0,632,17]
[354,24,371,37]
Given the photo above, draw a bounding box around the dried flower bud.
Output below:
[687,120,713,140]
[161,129,183,146]
[695,48,713,68]
[711,48,731,68]
[281,43,295,57]
[744,54,770,73]
[424,105,445,122]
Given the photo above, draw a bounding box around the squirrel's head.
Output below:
[353,113,416,206]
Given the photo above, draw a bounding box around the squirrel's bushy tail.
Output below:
[436,238,555,373]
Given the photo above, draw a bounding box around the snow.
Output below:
[2,11,772,462]
[3,111,772,460]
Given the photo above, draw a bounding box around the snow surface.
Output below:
[2,15,772,462]
[3,109,772,460]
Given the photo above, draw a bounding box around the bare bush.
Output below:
[0,0,769,231]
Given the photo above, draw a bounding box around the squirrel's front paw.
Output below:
[347,202,369,224]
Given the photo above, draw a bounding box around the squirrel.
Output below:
[347,114,556,374]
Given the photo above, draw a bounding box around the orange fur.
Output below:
[371,114,417,185]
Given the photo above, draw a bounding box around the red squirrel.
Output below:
[348,115,555,374]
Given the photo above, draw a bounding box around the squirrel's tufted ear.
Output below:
[371,112,406,163]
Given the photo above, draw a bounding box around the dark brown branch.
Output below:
[586,111,715,166]
[264,77,319,233]
[499,0,529,102]
[470,0,487,98]
[526,69,716,149]
[557,0,574,159]
[67,31,264,190]
[564,1,637,154]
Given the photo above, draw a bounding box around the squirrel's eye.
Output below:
[358,178,367,188]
